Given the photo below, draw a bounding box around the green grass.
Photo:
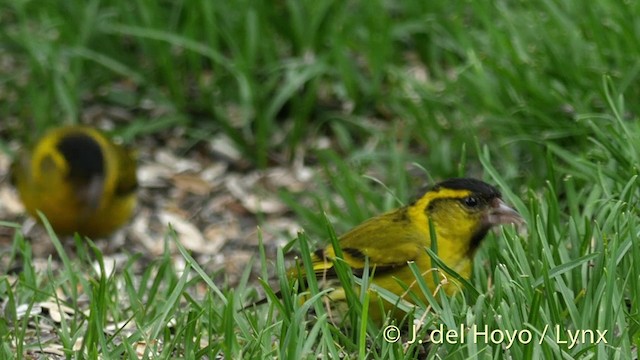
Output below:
[1,0,639,358]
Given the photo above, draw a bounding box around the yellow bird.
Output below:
[11,126,138,238]
[289,178,523,322]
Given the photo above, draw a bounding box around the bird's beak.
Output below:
[486,198,524,227]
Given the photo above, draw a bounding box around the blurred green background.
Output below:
[2,0,638,177]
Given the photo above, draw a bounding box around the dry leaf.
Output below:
[137,163,173,188]
[225,174,286,215]
[156,149,201,173]
[171,172,213,195]
[41,300,76,323]
[158,211,209,253]
[210,134,242,162]
[0,186,23,216]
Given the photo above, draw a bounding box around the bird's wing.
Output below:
[311,208,427,277]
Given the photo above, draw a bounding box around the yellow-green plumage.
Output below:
[294,178,523,322]
[11,126,137,238]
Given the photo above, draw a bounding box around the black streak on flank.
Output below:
[343,247,366,260]
[314,249,326,261]
[351,262,405,277]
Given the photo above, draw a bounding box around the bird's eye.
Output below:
[463,196,479,208]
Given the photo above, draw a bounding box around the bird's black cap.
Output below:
[57,132,105,183]
[433,178,501,198]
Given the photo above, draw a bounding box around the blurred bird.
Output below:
[11,125,137,238]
